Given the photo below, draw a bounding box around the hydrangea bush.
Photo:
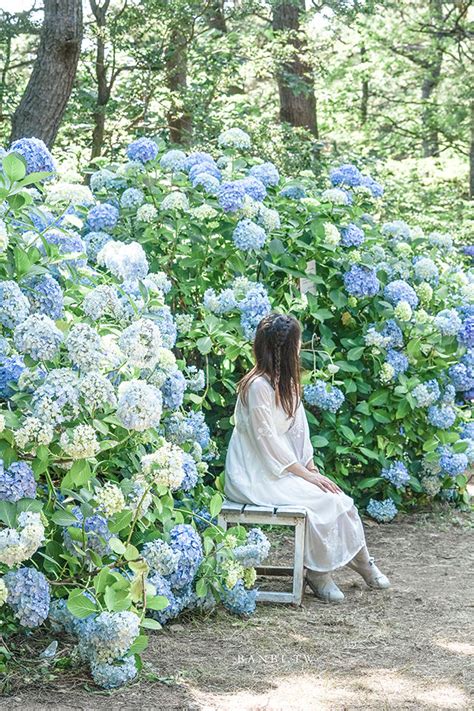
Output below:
[0,143,270,689]
[80,132,472,525]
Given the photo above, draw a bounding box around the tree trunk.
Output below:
[90,0,111,159]
[165,29,192,145]
[421,0,443,158]
[205,0,227,33]
[9,0,83,147]
[469,100,474,199]
[360,44,369,125]
[272,0,317,136]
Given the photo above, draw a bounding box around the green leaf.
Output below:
[357,476,382,489]
[67,589,97,619]
[108,509,133,533]
[124,543,140,561]
[141,618,162,630]
[3,153,26,182]
[311,435,329,447]
[146,595,169,611]
[128,634,148,655]
[0,501,17,527]
[51,509,80,526]
[60,460,92,491]
[109,537,126,555]
[196,336,212,355]
[104,586,131,612]
[195,577,208,598]
[347,346,365,360]
[209,492,222,518]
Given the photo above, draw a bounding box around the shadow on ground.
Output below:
[2,508,473,710]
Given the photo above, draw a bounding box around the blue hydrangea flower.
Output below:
[191,172,220,195]
[151,305,177,349]
[63,506,111,561]
[428,404,456,429]
[14,313,63,362]
[180,453,199,491]
[279,184,307,199]
[87,203,119,231]
[381,220,411,242]
[411,379,441,407]
[460,422,474,440]
[434,309,462,337]
[185,411,211,449]
[183,152,215,172]
[384,280,419,308]
[304,380,345,413]
[239,176,267,202]
[438,445,468,476]
[0,354,26,397]
[218,181,246,212]
[147,572,189,624]
[386,349,409,377]
[142,539,180,576]
[321,187,352,205]
[216,288,238,314]
[40,229,87,270]
[27,207,55,231]
[239,283,271,339]
[188,162,220,182]
[329,163,362,188]
[161,370,186,411]
[232,219,267,251]
[366,498,398,523]
[360,175,384,197]
[83,231,112,262]
[90,657,138,689]
[166,524,203,590]
[0,280,30,328]
[21,274,64,320]
[248,162,280,187]
[9,137,55,175]
[126,137,158,164]
[381,320,404,348]
[221,579,257,616]
[341,223,365,247]
[5,567,50,627]
[120,187,144,210]
[0,460,36,502]
[343,265,380,298]
[233,528,270,567]
[441,384,456,404]
[381,461,410,489]
[458,316,474,348]
[160,149,187,172]
[448,363,474,392]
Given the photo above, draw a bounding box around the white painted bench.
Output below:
[218,500,307,605]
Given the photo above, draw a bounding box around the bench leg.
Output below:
[292,518,306,605]
[217,514,228,532]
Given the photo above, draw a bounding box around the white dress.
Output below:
[224,375,366,572]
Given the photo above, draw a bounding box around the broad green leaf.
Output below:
[3,153,26,182]
[67,589,97,619]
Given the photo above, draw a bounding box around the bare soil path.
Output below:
[2,508,473,711]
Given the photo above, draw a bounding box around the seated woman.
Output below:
[224,312,390,603]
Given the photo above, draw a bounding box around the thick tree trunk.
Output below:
[205,0,227,33]
[90,0,111,159]
[9,0,83,147]
[360,44,369,125]
[272,0,317,136]
[165,30,192,145]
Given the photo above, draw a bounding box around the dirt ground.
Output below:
[1,507,473,711]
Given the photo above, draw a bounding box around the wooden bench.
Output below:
[218,500,307,605]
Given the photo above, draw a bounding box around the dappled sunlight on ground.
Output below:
[190,668,471,711]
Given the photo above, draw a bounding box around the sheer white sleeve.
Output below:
[246,379,297,478]
[287,400,314,467]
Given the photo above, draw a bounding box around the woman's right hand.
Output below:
[309,471,342,494]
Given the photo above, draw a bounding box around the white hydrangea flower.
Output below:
[0,512,45,566]
[238,195,259,219]
[218,127,251,150]
[136,204,158,223]
[46,182,94,206]
[0,578,7,607]
[141,441,185,490]
[191,204,218,221]
[95,482,125,517]
[379,362,395,384]
[83,285,122,321]
[14,416,54,451]
[147,348,178,388]
[324,223,341,246]
[60,424,100,459]
[161,192,189,212]
[394,300,412,321]
[79,371,117,411]
[118,318,163,369]
[66,323,102,370]
[222,559,245,589]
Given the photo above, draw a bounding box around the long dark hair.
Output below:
[238,312,302,418]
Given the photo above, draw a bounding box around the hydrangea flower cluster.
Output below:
[381,461,410,489]
[366,498,398,523]
[304,380,345,413]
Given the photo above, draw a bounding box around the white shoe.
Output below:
[306,571,345,603]
[348,556,391,589]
